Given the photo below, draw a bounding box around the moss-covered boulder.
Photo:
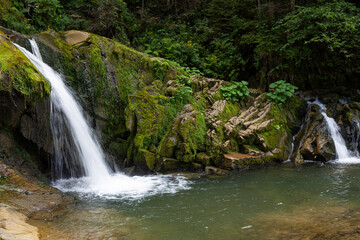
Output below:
[157,104,207,169]
[206,92,305,170]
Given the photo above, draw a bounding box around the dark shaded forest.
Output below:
[1,0,359,90]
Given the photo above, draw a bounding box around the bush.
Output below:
[266,80,297,105]
[220,81,250,102]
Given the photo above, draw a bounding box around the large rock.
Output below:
[0,162,72,220]
[290,100,352,164]
[157,104,207,170]
[206,92,305,169]
[1,26,308,173]
[0,204,39,240]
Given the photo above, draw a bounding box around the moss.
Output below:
[258,96,305,158]
[138,149,156,170]
[161,158,189,172]
[349,102,360,111]
[0,31,50,102]
[127,86,173,151]
[88,44,108,97]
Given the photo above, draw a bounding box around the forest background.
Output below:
[1,0,359,90]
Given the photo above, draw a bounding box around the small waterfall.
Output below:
[313,100,360,164]
[15,40,189,199]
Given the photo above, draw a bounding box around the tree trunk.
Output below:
[258,0,262,22]
[290,0,295,10]
[268,0,275,24]
[141,0,145,20]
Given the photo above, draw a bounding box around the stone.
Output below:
[0,162,72,220]
[222,152,263,170]
[292,103,336,162]
[64,30,90,46]
[205,166,229,175]
[161,158,189,172]
[0,204,39,240]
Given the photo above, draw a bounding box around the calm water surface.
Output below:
[33,163,360,239]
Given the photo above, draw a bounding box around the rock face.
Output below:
[0,28,72,240]
[291,104,336,163]
[0,162,72,220]
[0,204,39,240]
[0,29,52,179]
[1,26,307,173]
[291,94,360,164]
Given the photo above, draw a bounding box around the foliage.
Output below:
[255,1,360,89]
[266,80,298,105]
[220,81,250,102]
[172,86,193,105]
[1,0,70,33]
[1,0,360,89]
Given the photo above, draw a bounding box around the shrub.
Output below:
[266,80,298,105]
[220,81,250,102]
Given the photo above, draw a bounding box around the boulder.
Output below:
[0,204,39,240]
[291,103,336,163]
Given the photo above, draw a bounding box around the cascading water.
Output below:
[15,40,189,199]
[22,39,111,183]
[312,99,360,164]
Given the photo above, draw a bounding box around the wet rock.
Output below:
[20,100,52,153]
[158,104,207,170]
[160,158,189,172]
[291,103,336,163]
[0,162,72,220]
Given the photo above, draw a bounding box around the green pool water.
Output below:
[33,163,360,240]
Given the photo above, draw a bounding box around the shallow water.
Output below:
[32,163,360,240]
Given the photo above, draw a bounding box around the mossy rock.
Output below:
[158,104,208,167]
[258,96,305,160]
[136,149,157,171]
[0,30,50,101]
[160,158,190,172]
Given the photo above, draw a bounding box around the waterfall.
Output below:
[17,40,111,184]
[15,40,189,199]
[312,100,360,164]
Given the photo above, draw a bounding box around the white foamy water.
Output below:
[53,174,190,200]
[15,40,190,199]
[312,100,360,164]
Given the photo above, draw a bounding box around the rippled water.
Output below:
[31,163,360,240]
